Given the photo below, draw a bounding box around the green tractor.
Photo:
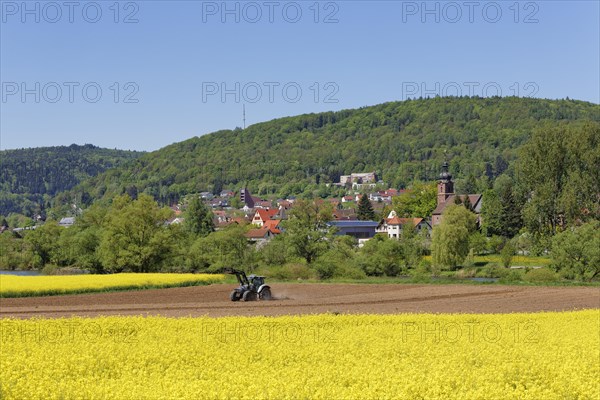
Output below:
[227,269,272,302]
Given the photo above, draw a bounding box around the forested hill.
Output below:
[0,144,144,216]
[71,97,599,205]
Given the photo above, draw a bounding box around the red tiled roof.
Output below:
[385,217,425,226]
[217,221,236,228]
[263,220,282,234]
[245,224,281,239]
[245,228,270,239]
[333,209,357,220]
[387,216,402,225]
[254,209,279,222]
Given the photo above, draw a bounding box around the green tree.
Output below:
[494,175,522,238]
[187,224,249,272]
[459,174,478,194]
[184,196,214,237]
[481,190,503,237]
[24,221,62,267]
[58,203,110,272]
[230,196,243,209]
[212,176,223,196]
[398,221,424,270]
[314,236,364,279]
[0,232,34,270]
[392,182,437,218]
[468,231,487,255]
[481,175,523,239]
[431,205,477,270]
[6,213,32,229]
[281,200,334,264]
[357,193,375,221]
[519,123,600,236]
[551,220,600,281]
[560,123,600,224]
[99,194,174,272]
[357,235,405,276]
[500,240,516,268]
[258,235,290,268]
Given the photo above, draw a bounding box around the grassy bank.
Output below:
[423,255,552,267]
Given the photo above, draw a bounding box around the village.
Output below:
[4,162,482,249]
[158,163,482,246]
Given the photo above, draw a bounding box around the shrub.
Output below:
[333,263,367,280]
[54,267,88,275]
[314,261,336,280]
[41,264,59,275]
[476,263,509,279]
[313,259,366,280]
[410,260,433,282]
[463,249,475,268]
[456,268,477,278]
[524,268,559,283]
[499,270,523,283]
[258,263,317,281]
[469,232,487,255]
[551,221,600,281]
[500,241,516,268]
[486,235,505,254]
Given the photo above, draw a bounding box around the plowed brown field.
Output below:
[1,283,598,318]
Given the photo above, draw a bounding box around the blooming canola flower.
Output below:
[0,273,224,297]
[0,310,598,399]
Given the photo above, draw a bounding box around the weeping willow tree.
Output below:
[431,204,477,270]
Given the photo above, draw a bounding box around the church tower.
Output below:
[437,162,454,205]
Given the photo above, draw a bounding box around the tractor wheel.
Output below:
[230,290,241,302]
[242,291,257,302]
[259,288,272,300]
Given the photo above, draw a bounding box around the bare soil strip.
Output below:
[1,284,598,318]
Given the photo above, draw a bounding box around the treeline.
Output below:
[3,192,598,282]
[0,193,425,278]
[0,144,144,216]
[60,97,599,207]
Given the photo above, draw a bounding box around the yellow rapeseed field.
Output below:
[1,310,598,399]
[0,273,225,297]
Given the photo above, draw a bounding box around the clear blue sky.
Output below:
[1,0,598,151]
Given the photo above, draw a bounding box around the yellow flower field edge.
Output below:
[0,273,225,298]
[1,310,598,399]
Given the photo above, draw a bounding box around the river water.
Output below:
[0,270,41,276]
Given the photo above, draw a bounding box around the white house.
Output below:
[377,211,431,238]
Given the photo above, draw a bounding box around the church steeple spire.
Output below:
[437,162,454,205]
[439,161,452,181]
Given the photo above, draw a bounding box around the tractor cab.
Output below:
[248,275,265,289]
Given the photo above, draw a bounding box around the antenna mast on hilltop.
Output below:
[243,104,246,129]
